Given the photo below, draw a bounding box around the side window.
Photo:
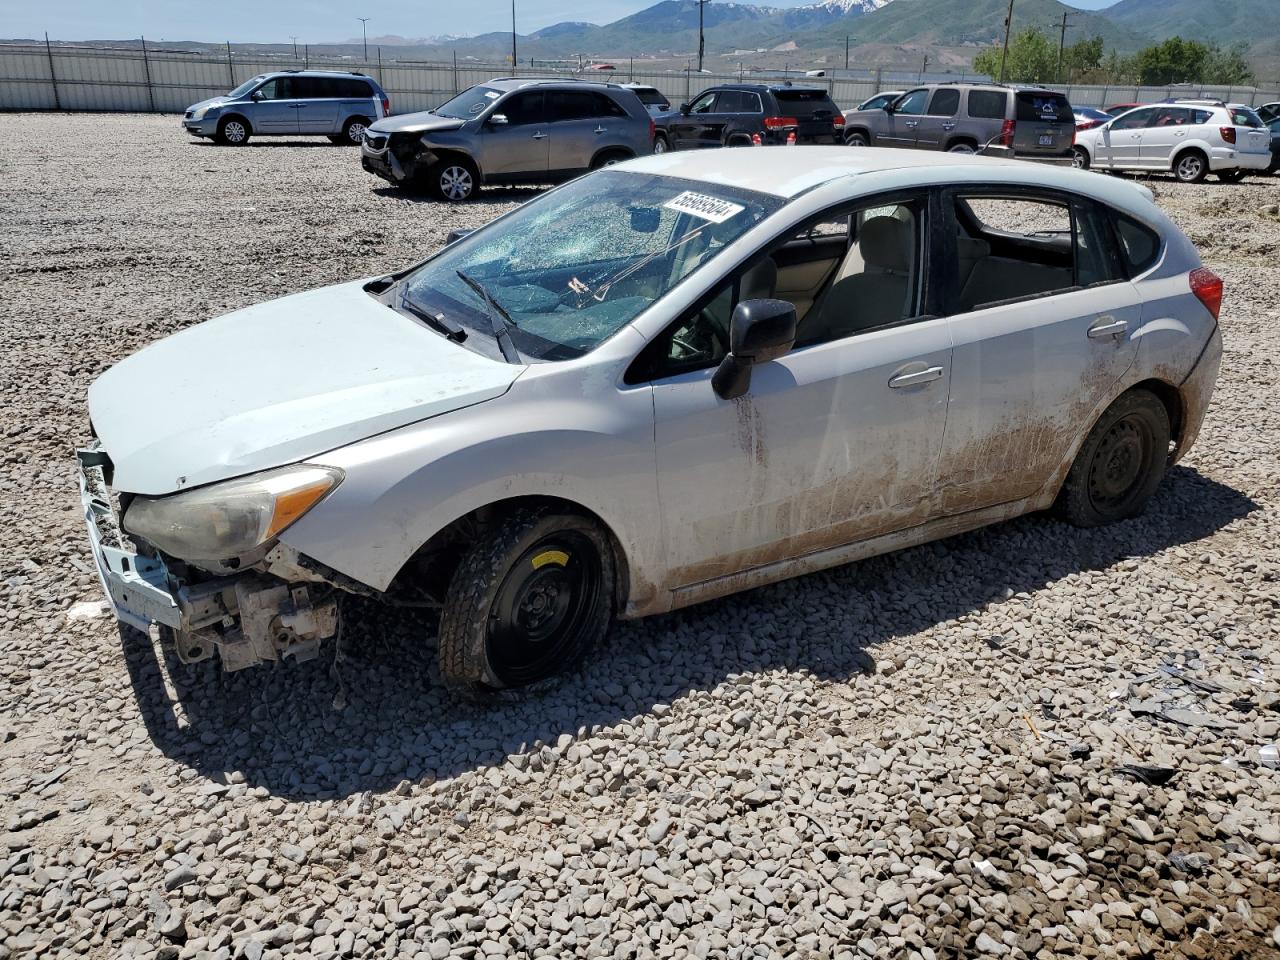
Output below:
[341,79,372,99]
[592,93,628,118]
[1111,213,1161,276]
[501,91,544,125]
[948,193,1120,312]
[1192,109,1213,124]
[688,91,718,114]
[716,91,748,113]
[1152,107,1191,127]
[927,88,960,116]
[967,90,1006,120]
[294,77,324,99]
[895,89,929,116]
[1111,109,1154,131]
[547,91,594,122]
[256,78,287,100]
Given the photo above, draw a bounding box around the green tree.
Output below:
[1062,36,1104,83]
[1202,43,1254,85]
[1135,37,1208,85]
[972,27,1058,83]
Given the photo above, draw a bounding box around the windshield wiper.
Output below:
[398,292,468,343]
[455,269,522,364]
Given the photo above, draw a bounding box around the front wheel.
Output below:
[215,117,250,146]
[429,159,478,201]
[1173,150,1208,183]
[438,510,614,693]
[1056,389,1171,528]
[1071,146,1090,170]
[845,130,869,147]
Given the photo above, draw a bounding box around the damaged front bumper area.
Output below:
[77,446,340,671]
[360,132,435,184]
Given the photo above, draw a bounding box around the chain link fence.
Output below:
[2,42,1276,115]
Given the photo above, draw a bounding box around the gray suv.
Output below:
[182,70,389,146]
[842,82,1074,162]
[360,77,654,200]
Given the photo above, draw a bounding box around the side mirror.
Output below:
[883,102,895,113]
[712,299,797,401]
[488,113,509,126]
[251,90,266,101]
[679,102,691,115]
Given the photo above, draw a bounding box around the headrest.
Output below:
[860,216,911,272]
[739,256,778,301]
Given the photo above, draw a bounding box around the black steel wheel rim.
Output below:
[1087,414,1150,512]
[487,531,600,686]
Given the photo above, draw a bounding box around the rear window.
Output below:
[774,89,839,115]
[1229,107,1263,128]
[631,88,668,107]
[968,90,1007,119]
[1016,92,1073,123]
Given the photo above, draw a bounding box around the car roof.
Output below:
[259,70,374,80]
[483,76,623,92]
[621,146,1157,209]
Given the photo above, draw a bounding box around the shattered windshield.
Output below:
[400,171,784,361]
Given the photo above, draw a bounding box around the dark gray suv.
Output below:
[842,82,1074,162]
[361,77,654,200]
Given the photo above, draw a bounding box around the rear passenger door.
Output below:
[295,77,342,132]
[545,90,625,173]
[1139,107,1196,167]
[914,87,961,150]
[934,190,1141,515]
[714,90,757,144]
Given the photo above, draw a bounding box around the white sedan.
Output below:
[81,148,1223,692]
[1072,101,1271,182]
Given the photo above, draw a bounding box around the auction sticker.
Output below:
[663,191,745,224]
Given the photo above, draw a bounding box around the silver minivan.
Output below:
[361,78,654,200]
[182,70,390,146]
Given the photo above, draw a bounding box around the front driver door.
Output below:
[641,193,952,596]
[877,88,929,148]
[671,91,719,149]
[249,77,299,133]
[479,91,549,179]
[1099,107,1154,168]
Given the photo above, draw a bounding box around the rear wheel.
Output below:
[429,158,478,201]
[947,140,977,154]
[1071,146,1090,170]
[1216,169,1247,183]
[590,149,631,170]
[340,116,370,145]
[1057,389,1171,527]
[845,130,869,147]
[1173,149,1208,183]
[438,509,614,693]
[215,117,250,146]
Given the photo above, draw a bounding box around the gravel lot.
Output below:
[2,113,1279,960]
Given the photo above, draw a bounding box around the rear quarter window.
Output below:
[967,90,1007,120]
[1016,93,1073,123]
[1112,213,1161,276]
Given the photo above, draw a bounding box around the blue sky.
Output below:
[5,0,1120,44]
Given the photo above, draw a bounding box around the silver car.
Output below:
[81,149,1222,693]
[361,77,654,200]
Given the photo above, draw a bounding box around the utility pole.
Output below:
[844,35,852,71]
[1056,12,1073,84]
[920,53,929,82]
[511,0,517,68]
[290,36,298,58]
[697,0,707,74]
[357,17,369,60]
[998,0,1015,83]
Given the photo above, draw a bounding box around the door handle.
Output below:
[888,366,944,388]
[1087,318,1129,340]
[531,132,547,140]
[594,125,607,134]
[905,120,918,127]
[942,122,955,130]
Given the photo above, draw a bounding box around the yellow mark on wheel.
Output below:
[531,549,569,570]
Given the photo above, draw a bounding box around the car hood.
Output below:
[89,280,522,495]
[368,111,467,135]
[188,95,231,112]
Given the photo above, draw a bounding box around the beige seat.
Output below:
[957,257,1072,311]
[800,217,913,343]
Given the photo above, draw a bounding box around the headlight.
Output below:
[191,105,219,120]
[123,465,342,561]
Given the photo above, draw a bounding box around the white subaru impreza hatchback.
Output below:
[80,148,1223,692]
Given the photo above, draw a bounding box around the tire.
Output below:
[590,149,630,170]
[339,116,370,145]
[1216,169,1246,183]
[653,134,671,154]
[438,509,614,693]
[1173,149,1208,183]
[215,116,251,146]
[428,158,478,201]
[845,130,869,147]
[1057,389,1171,528]
[1071,146,1090,170]
[946,140,977,154]
[726,135,753,147]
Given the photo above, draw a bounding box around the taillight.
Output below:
[1071,124,1076,145]
[1189,267,1223,319]
[1220,126,1236,144]
[381,96,390,115]
[999,119,1016,147]
[832,114,845,127]
[763,116,798,130]
[649,118,656,141]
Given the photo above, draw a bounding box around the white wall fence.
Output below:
[2,43,1276,116]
